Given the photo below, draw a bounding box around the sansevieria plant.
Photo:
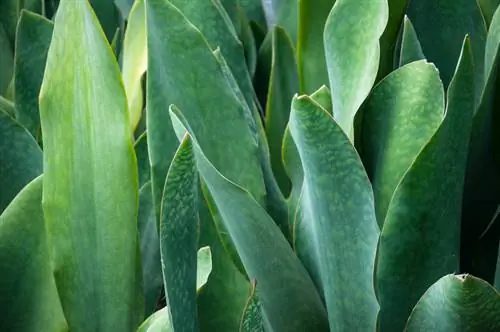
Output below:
[1,0,500,331]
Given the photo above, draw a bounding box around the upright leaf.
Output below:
[171,106,329,332]
[261,0,298,43]
[239,0,266,28]
[398,16,425,67]
[359,60,444,225]
[296,0,335,94]
[479,0,500,26]
[376,38,475,332]
[88,0,120,42]
[39,1,142,330]
[405,275,500,331]
[0,177,67,332]
[239,280,264,332]
[159,136,200,331]
[0,23,14,96]
[14,11,53,140]
[324,0,388,138]
[289,95,379,331]
[0,109,42,213]
[407,0,486,103]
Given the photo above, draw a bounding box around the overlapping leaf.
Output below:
[398,17,425,67]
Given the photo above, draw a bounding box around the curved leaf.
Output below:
[297,0,335,94]
[14,10,53,140]
[39,1,142,330]
[479,0,500,26]
[137,307,173,332]
[0,109,42,213]
[239,280,264,332]
[405,274,500,331]
[359,60,444,225]
[196,246,213,290]
[289,95,379,331]
[324,0,388,138]
[376,37,475,332]
[170,107,329,332]
[0,176,67,332]
[399,16,425,67]
[0,22,13,96]
[159,135,200,331]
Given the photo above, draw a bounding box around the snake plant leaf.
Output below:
[359,60,444,225]
[296,0,335,94]
[0,109,42,213]
[138,182,162,316]
[264,26,298,196]
[461,5,500,281]
[0,95,15,116]
[197,186,250,332]
[219,0,240,30]
[135,132,151,189]
[39,1,142,330]
[14,10,53,140]
[377,0,409,79]
[159,135,200,331]
[376,37,475,332]
[261,0,298,43]
[309,85,332,114]
[239,280,264,332]
[240,0,266,28]
[197,246,212,290]
[0,0,41,47]
[238,9,258,77]
[254,31,272,110]
[170,107,329,332]
[122,0,146,131]
[479,0,500,26]
[115,0,134,18]
[405,274,500,331]
[407,0,486,104]
[146,0,265,223]
[324,0,388,139]
[0,22,13,96]
[399,16,425,67]
[289,95,380,331]
[0,176,67,332]
[88,0,121,42]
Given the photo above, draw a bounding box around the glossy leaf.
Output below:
[239,280,264,332]
[0,109,42,213]
[122,0,147,131]
[405,274,500,331]
[264,26,298,196]
[297,0,335,94]
[399,16,425,67]
[289,95,379,331]
[39,1,142,330]
[14,10,53,140]
[146,0,265,207]
[324,0,388,138]
[160,135,200,331]
[376,38,475,332]
[407,0,486,103]
[0,22,13,96]
[138,182,162,316]
[0,176,67,332]
[359,60,444,225]
[171,107,329,331]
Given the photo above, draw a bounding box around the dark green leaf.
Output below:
[405,274,500,331]
[39,1,142,330]
[0,95,15,116]
[479,0,500,27]
[14,10,53,140]
[376,37,475,332]
[239,0,266,28]
[135,131,150,189]
[239,280,264,332]
[88,0,120,42]
[399,16,425,67]
[0,176,67,332]
[0,22,14,96]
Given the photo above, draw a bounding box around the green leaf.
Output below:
[377,0,409,79]
[296,0,335,94]
[135,131,151,189]
[239,280,264,332]
[39,1,142,330]
[405,274,500,331]
[160,135,200,331]
[170,106,329,331]
[88,0,121,42]
[238,9,258,77]
[137,307,173,332]
[0,95,15,116]
[122,0,146,131]
[359,60,444,225]
[398,16,425,67]
[0,0,42,47]
[495,243,500,289]
[323,0,388,138]
[196,246,213,290]
[0,109,42,213]
[14,10,53,140]
[479,0,500,26]
[0,176,67,332]
[0,22,14,96]
[289,95,379,331]
[239,0,266,28]
[138,182,162,316]
[261,0,298,43]
[115,0,134,18]
[376,37,475,332]
[407,0,486,104]
[146,0,265,210]
[264,26,298,196]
